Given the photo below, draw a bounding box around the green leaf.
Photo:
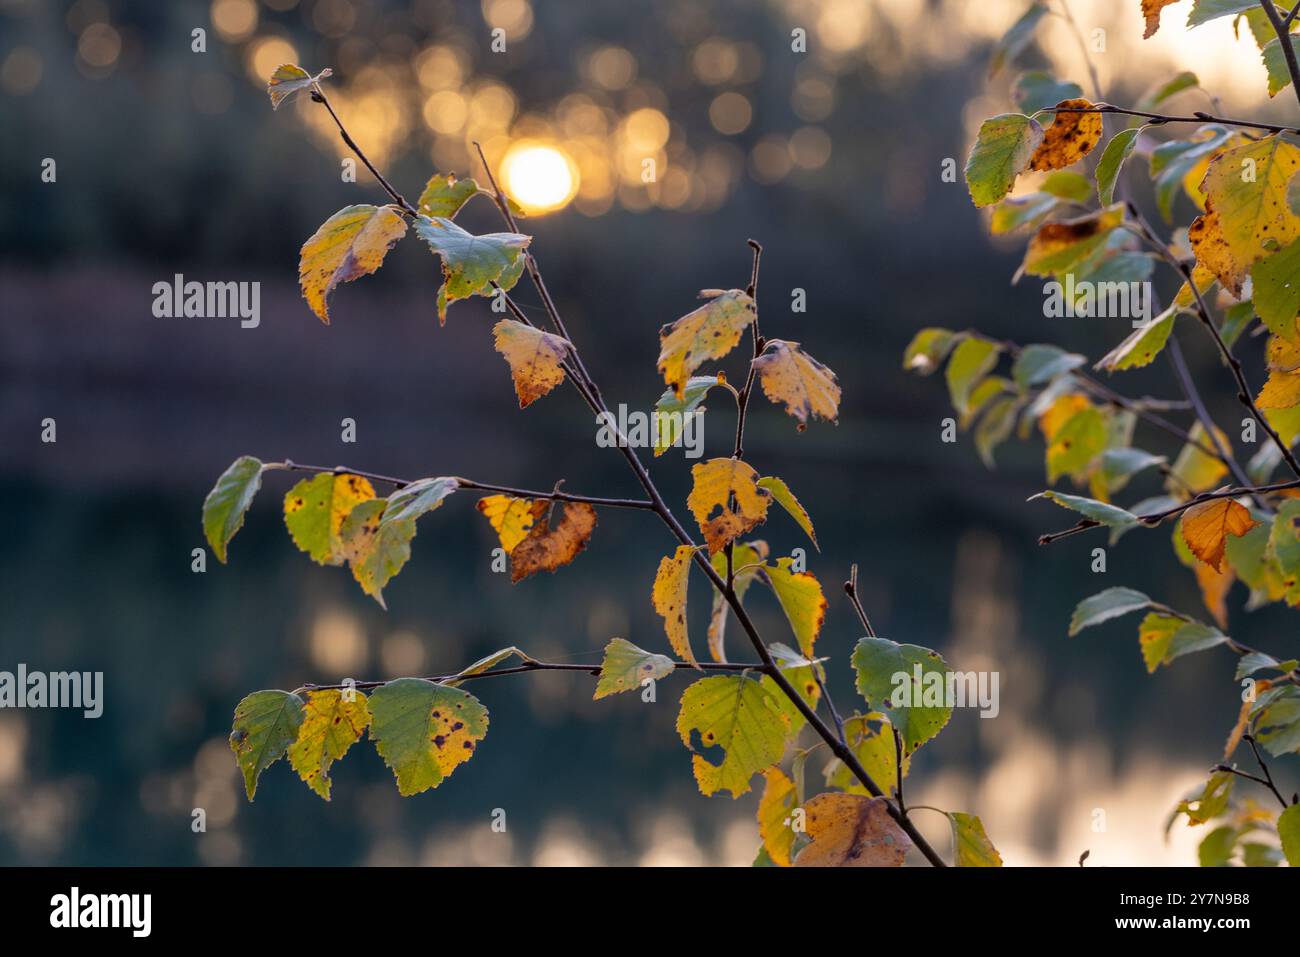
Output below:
[1029,490,1137,528]
[1141,616,1227,672]
[1188,0,1262,29]
[1149,126,1235,222]
[1012,344,1086,389]
[1279,803,1300,866]
[338,499,416,608]
[949,812,1003,866]
[283,472,376,566]
[1252,239,1300,343]
[1099,448,1166,493]
[1012,72,1083,115]
[1136,72,1199,112]
[1040,171,1093,203]
[1262,33,1300,96]
[991,192,1058,235]
[203,456,264,564]
[287,689,371,800]
[413,215,531,324]
[443,646,537,687]
[676,673,801,798]
[965,113,1044,207]
[1269,499,1300,603]
[1096,126,1145,206]
[416,172,480,219]
[1069,586,1151,636]
[594,638,675,700]
[1176,769,1233,824]
[757,476,817,548]
[368,677,489,796]
[903,328,960,375]
[1254,688,1300,756]
[382,476,458,525]
[989,3,1048,77]
[1241,841,1284,867]
[230,690,305,800]
[975,396,1022,468]
[1095,305,1181,371]
[1235,650,1284,680]
[654,376,718,456]
[1198,825,1238,867]
[851,637,952,757]
[945,338,1000,415]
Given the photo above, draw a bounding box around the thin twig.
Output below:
[1044,104,1300,136]
[1260,0,1300,112]
[843,564,877,638]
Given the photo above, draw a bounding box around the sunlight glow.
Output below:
[500,142,579,214]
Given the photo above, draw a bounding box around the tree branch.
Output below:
[1044,104,1300,136]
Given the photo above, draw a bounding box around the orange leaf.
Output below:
[1141,0,1179,39]
[509,502,597,583]
[793,793,911,867]
[1181,498,1260,572]
[687,458,772,555]
[491,319,570,408]
[1028,99,1103,172]
[653,545,698,667]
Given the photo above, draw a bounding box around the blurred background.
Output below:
[1,0,1297,866]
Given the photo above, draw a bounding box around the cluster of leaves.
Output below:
[906,1,1300,865]
[201,64,1006,867]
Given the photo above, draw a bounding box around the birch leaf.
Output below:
[299,205,408,324]
[283,472,376,566]
[653,545,698,667]
[417,172,480,219]
[203,456,264,564]
[230,690,305,800]
[476,495,546,554]
[761,558,827,658]
[1182,497,1261,571]
[756,766,799,867]
[756,476,817,547]
[339,499,416,608]
[1029,99,1103,171]
[675,673,799,798]
[793,794,910,867]
[509,501,597,583]
[594,638,675,700]
[687,457,772,554]
[965,113,1044,207]
[751,339,841,428]
[491,319,570,408]
[267,63,331,109]
[657,289,756,398]
[382,477,458,526]
[287,689,371,801]
[413,215,531,324]
[368,678,488,796]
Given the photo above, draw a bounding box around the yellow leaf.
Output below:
[298,204,408,324]
[1029,99,1103,172]
[1257,368,1300,409]
[1138,612,1182,674]
[687,458,772,555]
[1199,135,1300,288]
[1269,334,1300,372]
[757,476,817,547]
[283,472,376,566]
[653,545,698,667]
[763,558,827,658]
[1167,423,1230,495]
[656,289,756,398]
[509,501,597,583]
[1188,205,1246,298]
[1226,679,1272,759]
[757,767,798,867]
[287,689,371,800]
[1141,0,1179,38]
[676,673,799,798]
[1182,498,1260,572]
[751,339,842,428]
[792,793,911,867]
[594,638,675,700]
[491,319,570,408]
[1038,393,1091,440]
[476,495,546,553]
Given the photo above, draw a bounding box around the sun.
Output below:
[499,141,579,214]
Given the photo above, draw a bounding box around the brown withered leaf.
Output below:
[793,793,911,867]
[687,458,772,555]
[1029,99,1103,171]
[491,319,570,408]
[1182,497,1260,572]
[1141,0,1179,39]
[509,501,597,582]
